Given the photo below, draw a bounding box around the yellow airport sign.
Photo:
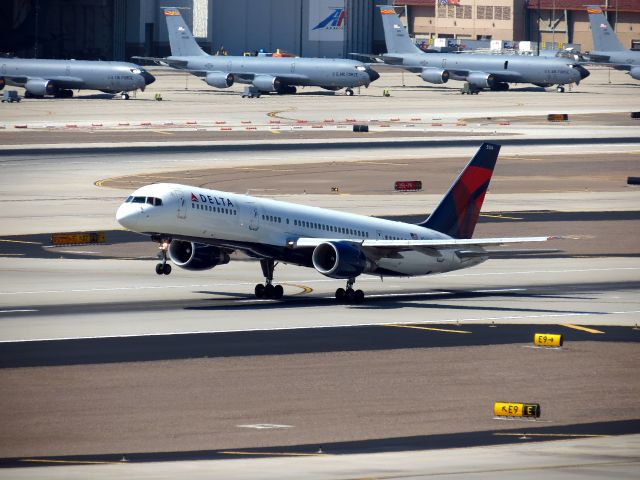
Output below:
[494,402,540,418]
[534,333,563,347]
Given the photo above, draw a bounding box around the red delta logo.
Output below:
[313,8,346,30]
[191,192,198,202]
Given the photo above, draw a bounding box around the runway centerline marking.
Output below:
[20,458,125,465]
[0,309,38,314]
[480,213,523,220]
[386,324,472,334]
[493,433,609,438]
[0,239,42,245]
[561,324,605,334]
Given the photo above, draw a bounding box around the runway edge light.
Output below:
[534,333,563,347]
[494,402,541,418]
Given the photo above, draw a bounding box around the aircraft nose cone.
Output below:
[142,71,156,85]
[576,64,590,80]
[366,67,380,83]
[116,203,139,230]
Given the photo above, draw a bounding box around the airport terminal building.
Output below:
[1,0,638,61]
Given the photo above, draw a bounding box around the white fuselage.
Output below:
[116,183,486,278]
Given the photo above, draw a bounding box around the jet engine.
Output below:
[252,75,282,92]
[205,72,234,88]
[0,77,4,90]
[630,66,640,81]
[420,68,449,84]
[168,240,230,271]
[311,241,372,279]
[24,78,56,96]
[466,72,496,89]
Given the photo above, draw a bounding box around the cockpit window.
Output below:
[126,196,133,202]
[131,196,145,203]
[355,65,366,71]
[153,197,162,206]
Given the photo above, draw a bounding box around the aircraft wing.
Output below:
[132,56,189,68]
[294,236,552,258]
[5,75,85,88]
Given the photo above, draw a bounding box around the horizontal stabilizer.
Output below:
[132,56,189,68]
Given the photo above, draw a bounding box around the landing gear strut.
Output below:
[335,277,364,304]
[155,238,172,275]
[255,259,284,299]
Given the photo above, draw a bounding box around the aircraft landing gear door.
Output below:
[172,190,187,219]
[241,201,260,232]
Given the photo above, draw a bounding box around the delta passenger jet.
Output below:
[116,143,550,303]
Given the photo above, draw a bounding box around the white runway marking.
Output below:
[2,310,639,344]
[0,309,38,314]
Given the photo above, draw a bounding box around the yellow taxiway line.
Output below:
[385,324,472,334]
[560,324,605,334]
[219,451,328,457]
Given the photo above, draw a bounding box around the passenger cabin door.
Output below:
[172,190,187,219]
[241,201,260,231]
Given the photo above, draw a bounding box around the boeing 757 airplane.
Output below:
[116,144,551,303]
[134,7,378,96]
[0,57,155,99]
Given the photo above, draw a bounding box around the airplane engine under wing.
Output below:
[168,240,230,271]
[252,75,282,92]
[420,68,449,84]
[205,72,234,88]
[630,66,640,80]
[312,241,372,279]
[466,72,496,89]
[24,78,56,96]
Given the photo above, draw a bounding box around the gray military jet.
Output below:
[0,57,155,99]
[586,5,640,81]
[134,7,379,96]
[368,5,589,93]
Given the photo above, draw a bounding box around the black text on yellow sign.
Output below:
[493,402,540,418]
[534,333,563,347]
[51,232,106,246]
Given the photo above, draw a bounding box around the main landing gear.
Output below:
[155,239,172,275]
[255,259,283,299]
[345,88,354,96]
[335,277,364,304]
[556,85,566,93]
[121,92,130,100]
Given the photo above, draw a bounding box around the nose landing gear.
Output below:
[155,238,172,275]
[254,259,284,299]
[335,277,364,304]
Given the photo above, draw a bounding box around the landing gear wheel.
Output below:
[121,92,130,100]
[345,288,355,303]
[354,289,365,304]
[345,88,354,96]
[264,283,275,298]
[155,263,164,275]
[255,283,265,299]
[273,284,284,299]
[557,86,565,93]
[335,288,346,302]
[163,263,172,275]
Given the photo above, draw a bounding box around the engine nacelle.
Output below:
[0,77,4,90]
[420,68,449,84]
[466,72,496,89]
[630,66,640,81]
[252,75,281,92]
[25,78,56,96]
[312,241,370,279]
[168,240,230,271]
[205,72,234,88]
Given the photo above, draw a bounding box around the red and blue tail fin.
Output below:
[419,143,500,239]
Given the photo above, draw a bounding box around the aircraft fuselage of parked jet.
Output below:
[0,57,155,99]
[372,6,589,92]
[134,7,378,96]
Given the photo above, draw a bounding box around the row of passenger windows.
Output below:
[293,219,370,238]
[193,203,237,216]
[126,196,163,206]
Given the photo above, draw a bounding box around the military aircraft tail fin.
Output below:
[163,7,208,57]
[419,143,500,239]
[378,6,423,55]
[586,5,625,52]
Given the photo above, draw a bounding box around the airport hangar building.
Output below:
[1,0,638,62]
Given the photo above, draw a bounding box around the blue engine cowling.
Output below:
[312,241,370,279]
[168,240,230,271]
[630,66,640,81]
[466,72,496,89]
[206,72,234,88]
[252,75,282,92]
